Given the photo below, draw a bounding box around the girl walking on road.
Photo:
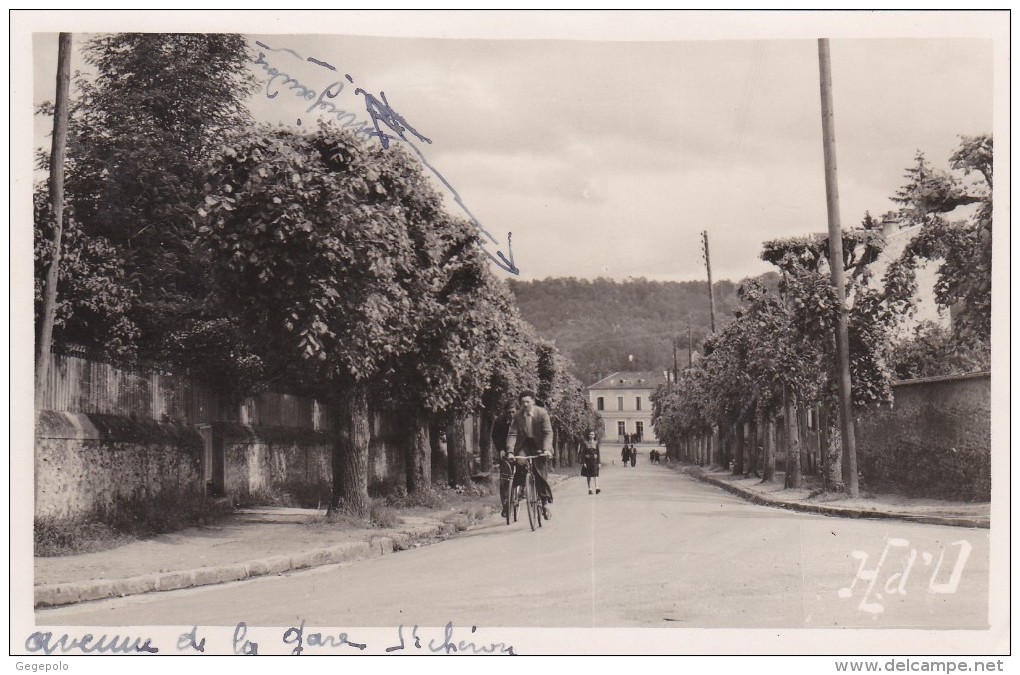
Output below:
[581,431,601,494]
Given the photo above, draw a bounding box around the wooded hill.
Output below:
[508,275,779,386]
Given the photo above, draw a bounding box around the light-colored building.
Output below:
[587,371,668,444]
[869,214,953,338]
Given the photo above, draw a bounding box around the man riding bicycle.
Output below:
[501,391,554,519]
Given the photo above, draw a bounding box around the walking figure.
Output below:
[581,431,601,494]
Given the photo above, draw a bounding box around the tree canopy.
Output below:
[883,135,993,346]
[35,33,259,359]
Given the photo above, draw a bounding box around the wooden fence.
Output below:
[38,354,330,430]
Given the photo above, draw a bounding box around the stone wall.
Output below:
[855,372,991,501]
[34,411,203,520]
[890,372,991,412]
[218,423,333,503]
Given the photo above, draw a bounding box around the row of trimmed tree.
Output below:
[652,135,993,492]
[34,33,600,517]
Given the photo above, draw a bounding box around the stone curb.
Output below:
[34,520,456,609]
[688,470,990,529]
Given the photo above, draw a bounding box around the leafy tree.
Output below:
[374,241,519,491]
[479,312,541,466]
[36,33,258,358]
[653,230,896,490]
[33,193,139,358]
[887,321,991,380]
[760,232,895,488]
[883,136,993,345]
[533,343,599,464]
[199,125,451,517]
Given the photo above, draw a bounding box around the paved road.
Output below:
[38,462,989,630]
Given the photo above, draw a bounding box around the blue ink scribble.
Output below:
[307,57,337,71]
[354,87,518,274]
[252,40,518,274]
[255,41,306,61]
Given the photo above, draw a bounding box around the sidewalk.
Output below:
[680,465,991,529]
[34,468,990,610]
[34,506,488,609]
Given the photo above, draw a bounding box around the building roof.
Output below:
[587,371,669,391]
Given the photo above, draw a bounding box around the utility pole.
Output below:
[818,38,859,498]
[36,32,72,404]
[672,340,678,385]
[701,231,717,334]
[687,314,693,367]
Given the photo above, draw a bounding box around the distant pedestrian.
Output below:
[581,431,601,494]
[622,444,631,467]
[631,446,636,467]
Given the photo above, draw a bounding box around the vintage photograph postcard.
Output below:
[10,9,1010,663]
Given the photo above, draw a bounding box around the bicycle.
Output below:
[500,458,520,525]
[504,454,549,531]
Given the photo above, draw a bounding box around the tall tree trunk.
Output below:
[331,381,371,517]
[747,415,759,478]
[733,422,744,475]
[761,415,777,483]
[430,414,448,486]
[478,409,495,477]
[554,435,561,467]
[405,407,431,495]
[799,404,811,476]
[784,390,802,489]
[819,405,829,486]
[717,427,725,468]
[471,414,481,459]
[446,413,471,488]
[822,405,844,491]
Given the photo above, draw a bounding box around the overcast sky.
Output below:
[28,12,1001,284]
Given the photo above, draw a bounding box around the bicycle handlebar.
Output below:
[505,453,552,461]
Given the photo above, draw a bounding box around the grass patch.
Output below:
[370,503,402,528]
[231,480,331,510]
[35,487,229,557]
[306,499,405,530]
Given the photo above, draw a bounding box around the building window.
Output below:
[617,396,624,411]
[635,421,644,442]
[597,397,604,411]
[636,396,642,411]
[617,421,626,437]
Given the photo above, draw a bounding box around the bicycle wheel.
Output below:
[512,484,520,522]
[526,473,537,531]
[503,478,512,525]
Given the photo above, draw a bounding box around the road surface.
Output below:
[38,461,989,630]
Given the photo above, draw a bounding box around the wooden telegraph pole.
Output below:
[36,32,72,404]
[701,231,717,334]
[687,314,693,366]
[817,38,859,497]
[672,340,679,385]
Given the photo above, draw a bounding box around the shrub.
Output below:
[369,503,402,528]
